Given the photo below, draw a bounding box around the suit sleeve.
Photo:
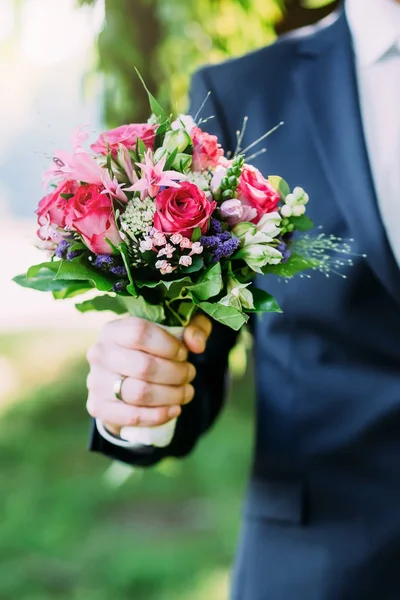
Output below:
[89,69,239,467]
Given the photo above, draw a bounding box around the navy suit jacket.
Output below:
[91,8,400,599]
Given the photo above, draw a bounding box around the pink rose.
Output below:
[65,184,122,254]
[91,123,156,156]
[237,165,280,222]
[191,127,224,172]
[37,180,78,230]
[154,182,216,237]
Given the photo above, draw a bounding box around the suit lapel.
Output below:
[293,10,400,305]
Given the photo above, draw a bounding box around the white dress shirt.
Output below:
[98,0,400,450]
[346,0,400,265]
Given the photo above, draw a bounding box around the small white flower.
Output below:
[170,233,183,245]
[285,193,296,206]
[292,204,306,217]
[153,233,167,247]
[155,259,170,270]
[179,255,193,267]
[180,237,193,250]
[140,237,153,252]
[190,242,203,255]
[157,243,175,259]
[280,205,293,218]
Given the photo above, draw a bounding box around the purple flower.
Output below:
[93,255,114,269]
[55,239,69,259]
[66,249,80,260]
[210,218,223,234]
[276,239,291,264]
[110,265,128,277]
[93,254,128,277]
[201,230,240,263]
[113,281,127,293]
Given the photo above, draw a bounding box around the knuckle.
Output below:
[136,353,155,380]
[134,380,152,405]
[130,318,149,347]
[152,407,168,425]
[128,410,139,426]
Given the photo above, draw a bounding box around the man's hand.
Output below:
[86,314,212,437]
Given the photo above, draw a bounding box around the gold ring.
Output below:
[113,375,127,402]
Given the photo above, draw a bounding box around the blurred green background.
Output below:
[1,0,336,598]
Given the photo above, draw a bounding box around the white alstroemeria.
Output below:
[220,278,255,310]
[256,212,282,236]
[162,128,192,154]
[171,114,196,134]
[237,244,283,274]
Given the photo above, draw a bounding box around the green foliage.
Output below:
[264,252,318,277]
[248,287,282,312]
[75,294,127,314]
[78,0,284,125]
[0,332,254,599]
[197,301,248,331]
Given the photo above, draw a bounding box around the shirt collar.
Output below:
[345,0,400,65]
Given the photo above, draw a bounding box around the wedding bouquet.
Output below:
[14,75,352,446]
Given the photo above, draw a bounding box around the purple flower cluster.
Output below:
[93,254,127,277]
[55,239,81,261]
[200,229,240,263]
[276,239,291,264]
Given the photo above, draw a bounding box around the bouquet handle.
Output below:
[119,324,185,448]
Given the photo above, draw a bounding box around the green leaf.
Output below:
[164,148,178,171]
[268,176,290,199]
[188,263,222,301]
[13,271,71,293]
[69,242,87,252]
[60,193,74,200]
[117,243,137,296]
[27,262,59,278]
[119,295,165,323]
[53,282,94,299]
[247,287,282,313]
[55,260,115,291]
[176,301,197,323]
[290,215,314,231]
[136,137,147,158]
[155,120,170,148]
[135,67,169,123]
[191,226,202,243]
[264,253,318,278]
[181,255,203,274]
[197,301,248,331]
[75,295,127,315]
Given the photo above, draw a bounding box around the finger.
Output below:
[87,393,182,427]
[101,317,188,361]
[91,344,196,385]
[87,366,195,407]
[183,314,213,354]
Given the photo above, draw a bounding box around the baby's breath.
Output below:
[120,197,155,239]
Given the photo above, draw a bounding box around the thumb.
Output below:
[183,314,212,354]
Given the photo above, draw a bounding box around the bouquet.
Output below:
[14,75,353,446]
